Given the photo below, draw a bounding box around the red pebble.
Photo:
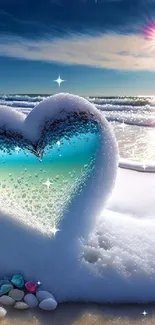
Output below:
[25,281,37,293]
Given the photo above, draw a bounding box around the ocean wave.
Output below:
[0,100,37,108]
[0,94,45,102]
[4,105,155,128]
[1,94,155,107]
[96,103,154,112]
[88,96,155,107]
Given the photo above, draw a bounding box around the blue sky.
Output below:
[1,0,155,95]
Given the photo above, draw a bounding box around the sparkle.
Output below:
[37,281,41,286]
[57,141,61,146]
[15,146,20,153]
[54,75,65,87]
[142,310,148,316]
[51,224,61,237]
[43,178,52,189]
[119,121,127,132]
[142,163,147,170]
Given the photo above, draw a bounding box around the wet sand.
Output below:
[1,303,155,325]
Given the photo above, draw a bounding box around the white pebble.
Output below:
[0,306,7,318]
[14,302,29,310]
[0,295,15,306]
[36,290,56,302]
[39,298,58,311]
[24,294,39,308]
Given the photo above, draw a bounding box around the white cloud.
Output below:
[0,32,154,71]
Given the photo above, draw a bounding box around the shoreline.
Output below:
[119,158,155,173]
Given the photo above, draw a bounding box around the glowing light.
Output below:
[142,310,148,316]
[119,121,127,132]
[54,75,65,87]
[43,178,52,189]
[15,146,20,153]
[51,224,60,237]
[144,20,155,41]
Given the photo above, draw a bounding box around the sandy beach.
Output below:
[1,303,155,325]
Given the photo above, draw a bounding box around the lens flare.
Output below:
[144,20,155,41]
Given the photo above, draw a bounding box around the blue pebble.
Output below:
[0,280,11,287]
[0,284,13,296]
[11,274,24,288]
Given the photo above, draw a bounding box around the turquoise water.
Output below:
[0,121,101,234]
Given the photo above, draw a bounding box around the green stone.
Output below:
[11,275,24,288]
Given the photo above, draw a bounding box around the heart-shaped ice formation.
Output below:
[0,93,118,302]
[0,93,118,236]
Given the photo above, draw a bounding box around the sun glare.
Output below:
[144,20,155,42]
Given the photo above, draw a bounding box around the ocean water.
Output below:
[0,94,155,163]
[0,117,100,234]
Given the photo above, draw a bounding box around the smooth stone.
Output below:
[39,298,58,311]
[0,295,15,306]
[9,289,24,301]
[36,290,56,302]
[11,274,24,288]
[25,282,37,293]
[0,284,14,296]
[0,307,7,318]
[14,302,29,310]
[24,294,39,308]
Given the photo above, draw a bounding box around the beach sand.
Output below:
[1,303,155,325]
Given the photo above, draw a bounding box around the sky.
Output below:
[1,0,155,95]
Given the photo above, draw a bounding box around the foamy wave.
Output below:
[1,94,155,107]
[96,103,153,112]
[105,112,155,127]
[0,100,36,108]
[0,94,45,102]
[88,96,155,107]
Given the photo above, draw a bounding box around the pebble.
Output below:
[9,289,24,301]
[0,306,7,318]
[24,294,39,308]
[39,298,58,311]
[36,290,56,302]
[0,295,15,306]
[0,284,14,296]
[14,302,29,310]
[11,274,24,288]
[25,281,37,293]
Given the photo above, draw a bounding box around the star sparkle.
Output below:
[57,140,61,146]
[119,121,127,132]
[142,310,148,316]
[43,178,52,190]
[54,75,65,87]
[15,146,21,153]
[142,163,147,170]
[51,224,61,237]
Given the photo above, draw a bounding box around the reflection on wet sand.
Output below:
[1,303,155,325]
